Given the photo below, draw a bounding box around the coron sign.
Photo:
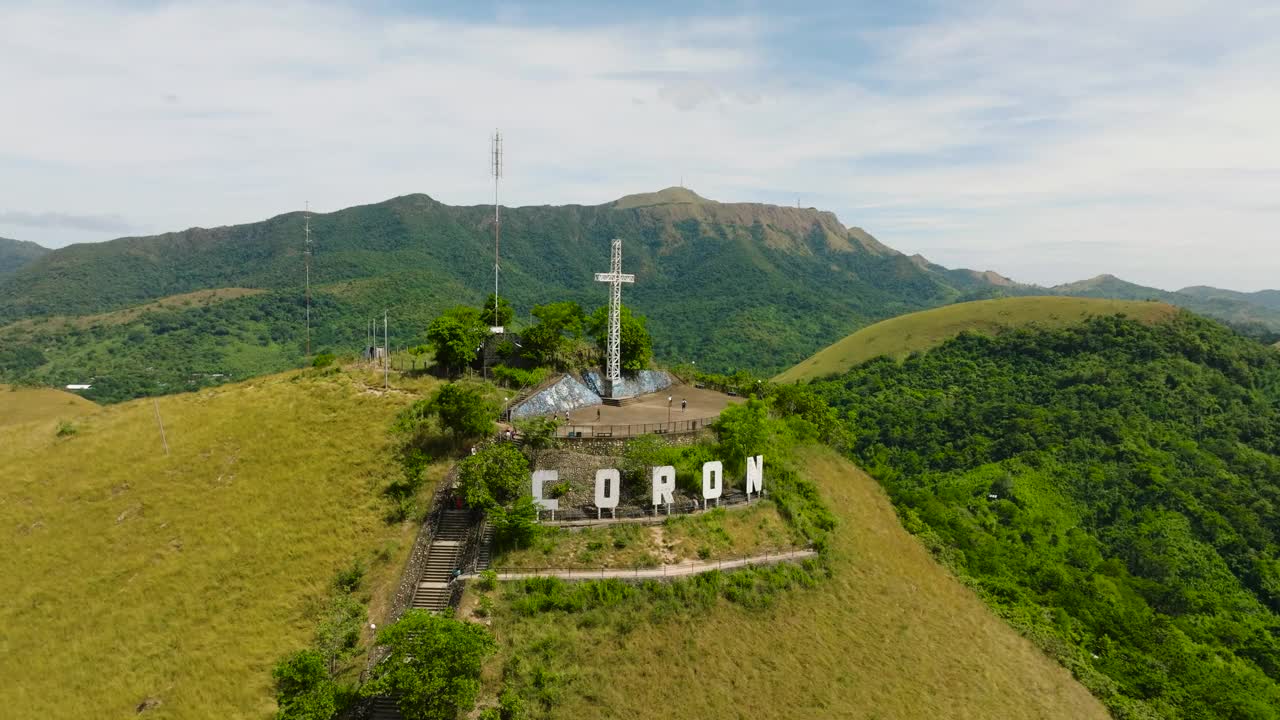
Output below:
[532,455,765,520]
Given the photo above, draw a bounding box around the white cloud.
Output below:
[0,1,1277,291]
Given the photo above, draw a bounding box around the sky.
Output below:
[1,0,1278,291]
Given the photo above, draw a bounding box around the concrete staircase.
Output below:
[369,695,403,720]
[409,510,471,612]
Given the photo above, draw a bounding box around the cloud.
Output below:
[0,1,1276,290]
[0,210,137,233]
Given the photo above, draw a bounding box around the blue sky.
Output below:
[1,0,1278,290]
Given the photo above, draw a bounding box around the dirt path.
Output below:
[461,548,816,581]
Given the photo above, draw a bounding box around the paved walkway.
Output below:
[463,548,817,581]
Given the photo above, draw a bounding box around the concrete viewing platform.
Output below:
[556,384,743,438]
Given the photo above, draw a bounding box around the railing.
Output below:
[489,547,817,579]
[556,416,717,439]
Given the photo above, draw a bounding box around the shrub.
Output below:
[272,650,337,720]
[55,420,77,438]
[332,559,365,594]
[311,352,336,368]
[492,364,548,389]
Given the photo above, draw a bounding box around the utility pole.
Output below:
[491,130,503,327]
[304,201,312,358]
[383,310,389,391]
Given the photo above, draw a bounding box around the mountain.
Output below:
[775,296,1179,383]
[0,236,50,276]
[0,189,1009,400]
[1178,285,1280,311]
[806,313,1280,718]
[1052,274,1280,334]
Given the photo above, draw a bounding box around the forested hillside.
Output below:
[808,315,1280,718]
[0,237,49,276]
[1052,275,1280,336]
[0,189,1004,400]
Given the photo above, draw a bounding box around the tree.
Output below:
[406,344,430,371]
[587,304,653,372]
[714,396,782,475]
[457,442,529,510]
[272,650,337,720]
[522,301,585,367]
[424,383,496,447]
[481,294,514,328]
[362,611,496,720]
[314,594,365,675]
[426,306,487,375]
[489,494,541,549]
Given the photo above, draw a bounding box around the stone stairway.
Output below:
[409,510,471,612]
[369,695,403,720]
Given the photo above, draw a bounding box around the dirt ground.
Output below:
[557,383,742,434]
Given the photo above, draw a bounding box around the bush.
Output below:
[311,352,336,368]
[272,650,337,720]
[492,365,548,389]
[361,611,496,720]
[332,559,366,594]
[475,569,498,593]
[55,420,77,438]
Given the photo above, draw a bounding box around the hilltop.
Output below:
[0,384,98,427]
[0,189,1010,399]
[0,236,49,276]
[775,296,1178,383]
[477,447,1110,720]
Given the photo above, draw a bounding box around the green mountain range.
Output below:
[0,188,1011,401]
[0,237,50,277]
[1,188,1275,403]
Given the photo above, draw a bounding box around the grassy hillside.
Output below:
[477,447,1109,720]
[0,368,444,719]
[809,314,1280,718]
[0,384,98,427]
[0,190,1007,397]
[776,296,1177,383]
[0,236,49,276]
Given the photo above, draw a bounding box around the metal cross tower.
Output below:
[593,238,635,389]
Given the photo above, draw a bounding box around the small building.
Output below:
[66,384,92,391]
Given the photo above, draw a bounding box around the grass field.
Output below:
[0,287,266,334]
[476,447,1110,720]
[0,384,99,427]
[0,367,446,719]
[775,296,1179,383]
[492,503,801,570]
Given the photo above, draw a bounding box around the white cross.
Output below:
[594,238,635,387]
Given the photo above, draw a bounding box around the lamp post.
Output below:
[667,395,672,424]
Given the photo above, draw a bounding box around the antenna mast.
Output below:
[304,201,312,357]
[491,130,503,327]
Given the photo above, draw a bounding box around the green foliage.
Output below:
[314,594,366,675]
[513,416,559,456]
[521,301,586,368]
[457,443,529,511]
[272,650,338,720]
[809,314,1280,718]
[310,352,336,368]
[331,559,365,594]
[362,611,496,720]
[587,304,652,372]
[481,294,514,328]
[714,396,783,474]
[490,494,542,550]
[55,420,77,438]
[422,383,496,447]
[427,306,488,375]
[491,364,547,389]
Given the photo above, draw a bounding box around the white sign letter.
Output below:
[595,468,620,518]
[652,465,676,509]
[532,470,559,512]
[745,455,764,498]
[701,460,723,508]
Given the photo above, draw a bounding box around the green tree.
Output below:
[481,294,514,328]
[522,301,585,367]
[424,383,496,448]
[272,650,337,720]
[514,415,559,463]
[587,304,653,372]
[489,494,541,549]
[406,344,430,371]
[427,306,487,375]
[714,396,781,475]
[314,594,365,675]
[457,442,529,510]
[362,611,496,720]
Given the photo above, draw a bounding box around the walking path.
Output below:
[464,548,817,581]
